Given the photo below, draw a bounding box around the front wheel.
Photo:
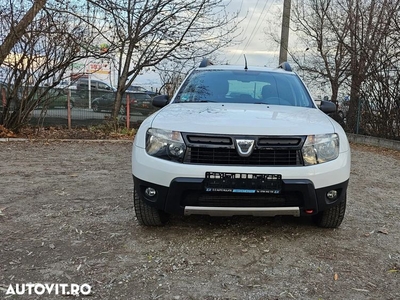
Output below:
[133,188,169,226]
[313,196,346,228]
[92,103,100,112]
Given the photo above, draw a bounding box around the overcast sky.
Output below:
[223,0,282,67]
[135,0,283,87]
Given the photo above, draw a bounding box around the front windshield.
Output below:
[174,70,314,107]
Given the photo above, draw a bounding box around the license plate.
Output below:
[204,172,282,194]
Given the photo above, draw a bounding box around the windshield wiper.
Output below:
[183,100,217,103]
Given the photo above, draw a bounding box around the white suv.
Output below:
[131,60,351,228]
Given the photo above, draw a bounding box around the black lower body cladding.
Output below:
[133,175,348,217]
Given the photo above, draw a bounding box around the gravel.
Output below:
[0,140,399,299]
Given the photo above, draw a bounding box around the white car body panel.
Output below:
[132,144,350,189]
[134,103,350,152]
[132,103,350,189]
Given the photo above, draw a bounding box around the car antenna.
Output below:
[244,54,248,70]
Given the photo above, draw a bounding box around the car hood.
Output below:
[150,103,335,135]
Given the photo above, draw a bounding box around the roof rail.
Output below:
[278,62,292,72]
[199,58,213,68]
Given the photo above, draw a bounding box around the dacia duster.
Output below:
[131,59,351,228]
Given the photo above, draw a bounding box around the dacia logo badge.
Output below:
[235,139,255,157]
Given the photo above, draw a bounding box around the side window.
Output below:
[98,83,110,90]
[135,93,149,100]
[80,83,89,90]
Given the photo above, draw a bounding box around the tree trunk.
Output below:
[330,79,340,106]
[0,0,47,65]
[347,76,363,133]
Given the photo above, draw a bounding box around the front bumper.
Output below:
[132,144,351,190]
[133,175,349,217]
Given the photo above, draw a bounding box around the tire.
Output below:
[133,188,169,226]
[92,103,100,112]
[313,196,346,228]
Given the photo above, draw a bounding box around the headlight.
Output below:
[302,134,339,165]
[146,128,186,162]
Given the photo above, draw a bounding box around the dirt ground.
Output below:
[0,140,399,300]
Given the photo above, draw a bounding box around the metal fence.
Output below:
[29,103,149,129]
[2,86,400,141]
[24,88,158,129]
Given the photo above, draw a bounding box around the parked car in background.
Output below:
[55,80,71,89]
[74,78,115,101]
[125,91,158,115]
[91,91,157,115]
[1,83,77,111]
[35,88,76,109]
[337,97,350,119]
[126,85,158,97]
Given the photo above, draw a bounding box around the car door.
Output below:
[97,93,115,110]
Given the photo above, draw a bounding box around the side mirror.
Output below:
[319,100,336,114]
[152,95,169,108]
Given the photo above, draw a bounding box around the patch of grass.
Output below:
[88,121,136,139]
[8,123,136,140]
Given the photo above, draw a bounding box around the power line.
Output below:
[233,0,273,64]
[233,0,261,64]
[226,0,259,64]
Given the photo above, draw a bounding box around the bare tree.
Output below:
[264,1,350,105]
[156,59,192,97]
[289,0,351,105]
[357,6,400,138]
[87,0,239,123]
[0,1,101,131]
[269,0,400,136]
[361,63,400,138]
[0,0,47,65]
[343,0,400,132]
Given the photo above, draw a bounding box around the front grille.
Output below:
[182,133,305,166]
[187,135,232,145]
[182,192,303,208]
[187,147,300,165]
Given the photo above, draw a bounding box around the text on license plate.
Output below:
[204,172,282,194]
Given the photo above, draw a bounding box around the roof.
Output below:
[195,64,293,74]
[196,59,294,74]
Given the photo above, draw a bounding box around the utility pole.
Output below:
[279,0,291,64]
